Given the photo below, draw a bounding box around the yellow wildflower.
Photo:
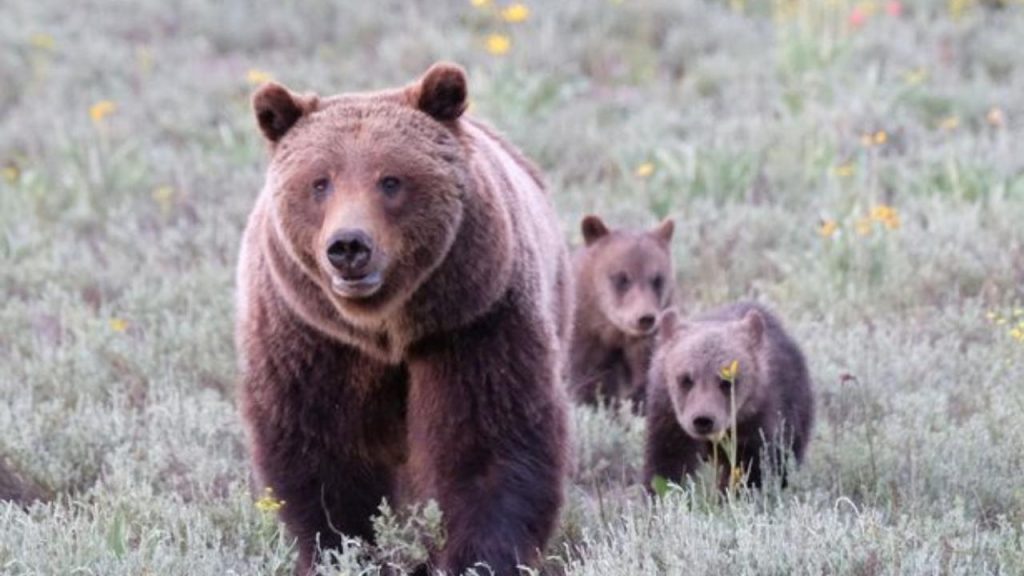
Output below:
[255,487,285,513]
[939,116,960,131]
[89,100,116,124]
[1011,327,1024,342]
[855,217,873,236]
[859,128,890,148]
[152,185,175,213]
[719,360,739,382]
[729,466,743,488]
[470,0,491,6]
[949,0,970,20]
[859,1,880,16]
[987,107,1005,128]
[501,3,530,23]
[819,219,839,239]
[29,33,55,51]
[485,34,511,56]
[109,318,128,333]
[2,166,18,184]
[870,204,900,229]
[834,163,855,178]
[635,162,655,179]
[246,69,273,85]
[903,67,928,86]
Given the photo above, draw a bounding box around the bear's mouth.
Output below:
[330,270,383,299]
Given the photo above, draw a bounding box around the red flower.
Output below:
[849,6,868,28]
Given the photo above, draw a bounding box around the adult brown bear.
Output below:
[236,62,571,575]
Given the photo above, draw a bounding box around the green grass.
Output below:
[2,0,1024,574]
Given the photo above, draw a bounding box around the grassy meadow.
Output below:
[2,0,1024,573]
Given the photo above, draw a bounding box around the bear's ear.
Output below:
[410,62,468,122]
[740,308,765,349]
[658,308,685,343]
[652,218,675,245]
[252,82,315,142]
[581,214,610,246]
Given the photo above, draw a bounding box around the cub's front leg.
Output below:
[406,301,568,575]
[623,338,655,409]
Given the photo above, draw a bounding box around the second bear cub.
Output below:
[569,215,675,409]
[644,302,814,490]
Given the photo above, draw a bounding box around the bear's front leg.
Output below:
[406,304,568,575]
[240,323,409,575]
[623,339,654,409]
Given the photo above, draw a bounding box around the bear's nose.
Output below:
[692,415,715,435]
[637,314,657,332]
[326,229,374,277]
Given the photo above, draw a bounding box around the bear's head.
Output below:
[579,215,675,337]
[655,308,765,441]
[252,62,471,322]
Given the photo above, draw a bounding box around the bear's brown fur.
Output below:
[644,302,814,490]
[568,215,675,409]
[236,62,572,575]
[0,458,42,505]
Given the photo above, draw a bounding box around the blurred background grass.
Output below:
[2,0,1023,574]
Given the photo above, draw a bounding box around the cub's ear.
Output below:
[652,218,675,245]
[658,308,685,343]
[740,308,765,349]
[581,214,610,246]
[252,82,316,142]
[410,62,468,122]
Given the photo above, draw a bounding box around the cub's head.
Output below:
[579,215,675,336]
[252,62,470,320]
[655,308,765,441]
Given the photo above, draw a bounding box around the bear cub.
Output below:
[569,215,675,409]
[644,302,814,490]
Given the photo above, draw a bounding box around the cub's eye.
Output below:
[651,275,664,294]
[378,176,402,197]
[678,375,694,390]
[611,272,630,293]
[312,178,330,196]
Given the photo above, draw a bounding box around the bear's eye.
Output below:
[678,375,694,390]
[611,272,630,293]
[312,177,330,197]
[651,274,664,294]
[377,176,402,197]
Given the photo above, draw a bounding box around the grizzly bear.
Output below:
[644,302,814,490]
[568,215,675,409]
[236,62,571,575]
[0,458,41,505]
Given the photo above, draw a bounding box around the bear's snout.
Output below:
[691,414,716,435]
[636,313,657,333]
[325,229,384,298]
[326,229,374,277]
